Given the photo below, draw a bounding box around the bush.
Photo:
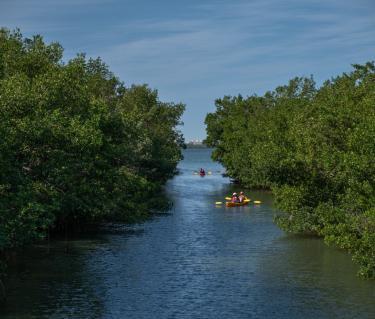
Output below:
[0,28,185,252]
[205,63,375,278]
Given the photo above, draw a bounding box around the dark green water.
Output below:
[1,149,374,318]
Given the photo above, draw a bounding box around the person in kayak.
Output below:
[199,168,205,175]
[238,191,246,203]
[231,192,239,203]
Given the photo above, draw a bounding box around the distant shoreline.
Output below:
[185,143,207,149]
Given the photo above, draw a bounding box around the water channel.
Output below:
[1,148,374,318]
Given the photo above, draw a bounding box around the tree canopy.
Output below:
[0,29,185,252]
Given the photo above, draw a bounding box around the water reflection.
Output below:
[2,239,106,318]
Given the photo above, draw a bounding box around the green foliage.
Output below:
[205,64,375,278]
[0,29,184,252]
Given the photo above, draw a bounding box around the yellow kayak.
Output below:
[225,201,249,207]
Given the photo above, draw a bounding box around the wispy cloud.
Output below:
[98,0,374,85]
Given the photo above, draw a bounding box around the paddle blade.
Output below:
[215,202,223,205]
[225,197,231,200]
[254,200,262,204]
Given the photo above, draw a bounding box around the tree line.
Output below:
[205,63,374,278]
[0,29,184,271]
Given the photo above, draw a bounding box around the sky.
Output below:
[0,0,374,141]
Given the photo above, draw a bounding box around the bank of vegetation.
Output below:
[0,29,184,279]
[205,63,374,278]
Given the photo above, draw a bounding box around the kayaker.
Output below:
[199,168,205,175]
[231,192,239,203]
[238,191,246,203]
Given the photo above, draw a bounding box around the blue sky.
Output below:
[1,0,374,140]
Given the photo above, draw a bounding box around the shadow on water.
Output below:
[1,148,374,319]
[0,226,145,318]
[1,241,105,318]
[253,234,375,318]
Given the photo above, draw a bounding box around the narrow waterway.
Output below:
[1,149,374,318]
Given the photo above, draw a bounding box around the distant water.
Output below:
[1,148,374,318]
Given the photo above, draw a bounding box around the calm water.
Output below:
[1,148,374,318]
